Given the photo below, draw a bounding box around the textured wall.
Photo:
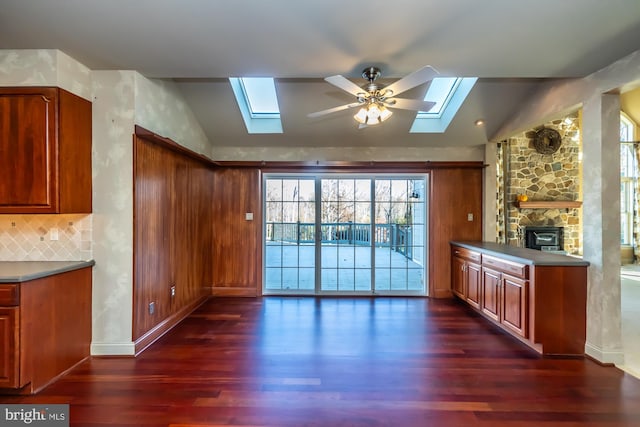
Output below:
[92,70,213,355]
[0,49,91,100]
[505,114,582,254]
[212,145,484,161]
[91,70,136,354]
[134,74,211,157]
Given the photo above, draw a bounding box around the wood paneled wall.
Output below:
[133,129,214,352]
[429,167,483,298]
[210,162,484,299]
[134,155,482,323]
[211,168,262,296]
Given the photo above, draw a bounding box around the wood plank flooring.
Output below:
[3,297,640,426]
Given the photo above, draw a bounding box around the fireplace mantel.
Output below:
[515,200,582,209]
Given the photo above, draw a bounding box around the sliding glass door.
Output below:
[320,178,372,292]
[263,174,427,296]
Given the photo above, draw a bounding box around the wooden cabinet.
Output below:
[451,247,481,309]
[451,256,466,298]
[450,242,587,356]
[0,87,92,213]
[481,267,501,322]
[466,262,481,309]
[501,273,528,337]
[0,307,19,388]
[480,256,529,338]
[0,266,92,394]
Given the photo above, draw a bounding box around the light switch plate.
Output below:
[245,212,254,221]
[467,213,474,221]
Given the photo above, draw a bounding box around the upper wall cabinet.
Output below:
[0,87,92,213]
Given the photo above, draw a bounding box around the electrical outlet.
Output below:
[50,227,59,240]
[148,302,155,314]
[467,213,474,221]
[170,286,176,298]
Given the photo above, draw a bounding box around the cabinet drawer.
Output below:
[482,255,529,279]
[0,285,19,306]
[451,246,481,263]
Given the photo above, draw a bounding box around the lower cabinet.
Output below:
[501,273,528,337]
[0,307,18,388]
[465,262,481,309]
[451,247,481,309]
[451,243,588,356]
[481,265,528,338]
[0,267,92,394]
[481,267,501,322]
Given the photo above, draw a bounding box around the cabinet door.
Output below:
[466,262,481,309]
[0,307,19,388]
[481,267,500,321]
[0,90,57,211]
[501,274,528,337]
[451,256,466,299]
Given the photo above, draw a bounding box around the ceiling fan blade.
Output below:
[324,75,367,97]
[307,102,362,118]
[383,66,439,97]
[385,98,436,112]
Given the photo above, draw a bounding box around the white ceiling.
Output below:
[2,0,640,148]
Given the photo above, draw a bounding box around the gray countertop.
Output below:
[0,260,95,283]
[451,241,590,266]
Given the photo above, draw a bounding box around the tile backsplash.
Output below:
[0,214,92,261]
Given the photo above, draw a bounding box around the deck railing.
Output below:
[266,222,412,258]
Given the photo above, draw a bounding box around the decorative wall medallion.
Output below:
[533,128,562,154]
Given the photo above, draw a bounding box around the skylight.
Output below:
[416,77,462,118]
[410,77,477,133]
[229,77,283,133]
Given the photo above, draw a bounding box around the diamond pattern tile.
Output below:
[0,214,93,261]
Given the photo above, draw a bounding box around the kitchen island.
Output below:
[0,260,94,394]
[451,241,588,356]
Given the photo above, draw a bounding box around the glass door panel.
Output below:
[264,178,316,292]
[374,178,425,292]
[320,178,372,293]
[264,175,426,295]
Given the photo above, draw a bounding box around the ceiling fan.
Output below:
[307,65,438,127]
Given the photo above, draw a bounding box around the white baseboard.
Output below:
[91,342,136,356]
[585,342,625,364]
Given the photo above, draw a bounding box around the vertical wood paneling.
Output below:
[133,133,214,345]
[133,138,172,339]
[429,167,483,298]
[212,168,261,296]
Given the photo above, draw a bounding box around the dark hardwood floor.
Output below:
[3,297,640,426]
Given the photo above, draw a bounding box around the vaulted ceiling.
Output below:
[2,0,640,148]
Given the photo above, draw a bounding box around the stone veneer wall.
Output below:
[505,114,582,254]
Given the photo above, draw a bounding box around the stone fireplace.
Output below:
[501,113,582,255]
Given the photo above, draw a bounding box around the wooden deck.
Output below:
[265,244,424,292]
[3,297,640,426]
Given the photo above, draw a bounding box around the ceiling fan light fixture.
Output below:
[354,107,369,124]
[353,104,392,125]
[379,106,393,122]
